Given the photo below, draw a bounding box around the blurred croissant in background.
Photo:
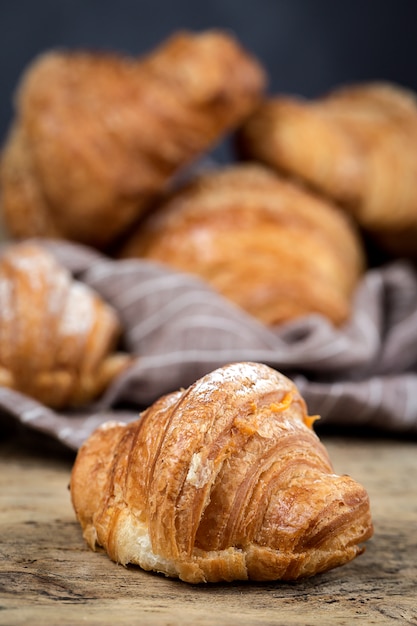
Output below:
[237,82,417,258]
[70,361,373,584]
[0,242,130,408]
[2,31,415,335]
[0,30,266,250]
[119,164,365,326]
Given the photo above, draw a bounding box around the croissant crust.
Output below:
[70,362,373,583]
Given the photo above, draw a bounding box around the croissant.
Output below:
[119,164,365,326]
[0,30,266,250]
[236,82,417,257]
[70,361,373,584]
[0,242,131,408]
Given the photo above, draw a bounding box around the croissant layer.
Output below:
[70,362,373,583]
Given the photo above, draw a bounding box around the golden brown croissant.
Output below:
[119,164,365,326]
[70,361,373,584]
[0,242,130,408]
[0,30,266,250]
[236,82,417,257]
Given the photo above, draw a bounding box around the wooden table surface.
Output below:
[0,430,416,626]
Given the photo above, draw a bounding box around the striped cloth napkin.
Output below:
[1,239,417,450]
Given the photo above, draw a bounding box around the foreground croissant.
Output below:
[237,82,417,257]
[0,30,265,250]
[0,242,130,408]
[70,362,373,584]
[119,164,365,326]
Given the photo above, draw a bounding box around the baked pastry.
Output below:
[0,242,130,408]
[119,164,365,326]
[0,30,266,250]
[70,361,373,584]
[236,82,417,257]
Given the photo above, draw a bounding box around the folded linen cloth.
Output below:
[1,239,416,450]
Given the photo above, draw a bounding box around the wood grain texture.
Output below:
[0,432,416,625]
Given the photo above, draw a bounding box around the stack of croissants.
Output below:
[5,26,417,581]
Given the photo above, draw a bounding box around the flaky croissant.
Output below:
[0,242,130,408]
[0,30,266,250]
[237,82,417,257]
[119,164,365,326]
[70,361,373,584]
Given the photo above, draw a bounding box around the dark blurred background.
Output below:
[1,0,416,157]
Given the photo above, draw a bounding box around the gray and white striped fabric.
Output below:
[1,239,417,450]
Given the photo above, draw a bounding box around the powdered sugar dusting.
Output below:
[192,361,290,402]
[98,420,127,431]
[58,282,95,339]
